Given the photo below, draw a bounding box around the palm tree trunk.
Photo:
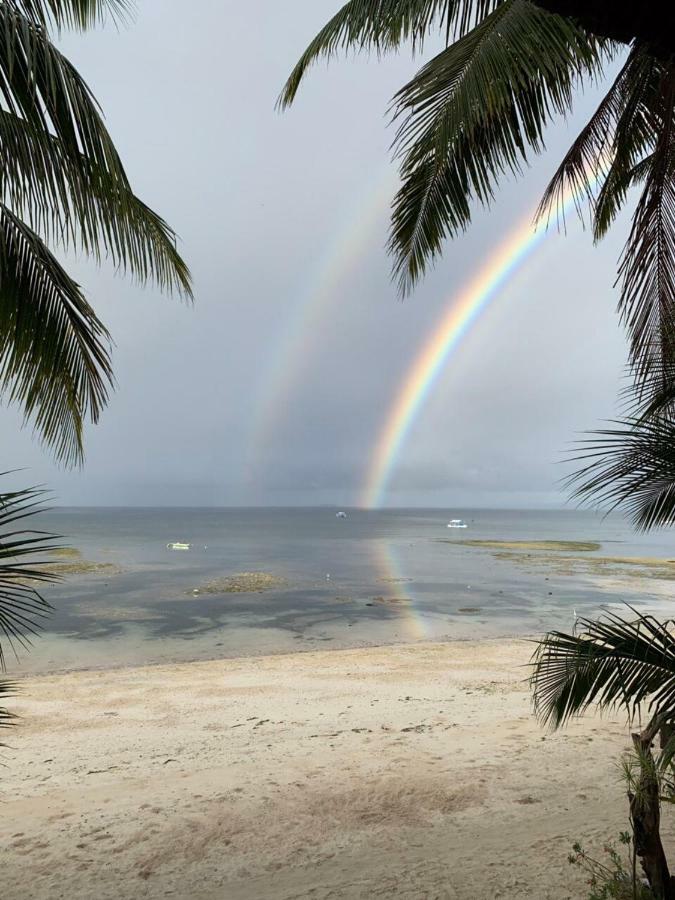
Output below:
[630,720,673,899]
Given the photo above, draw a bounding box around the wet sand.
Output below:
[2,639,664,899]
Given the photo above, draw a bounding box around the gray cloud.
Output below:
[0,3,631,508]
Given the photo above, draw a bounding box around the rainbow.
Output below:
[361,199,577,509]
[372,538,429,639]
[247,166,398,477]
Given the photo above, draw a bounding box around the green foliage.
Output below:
[9,0,130,30]
[281,1,675,528]
[388,0,611,294]
[278,0,502,110]
[530,608,675,728]
[0,0,192,465]
[566,417,675,531]
[568,835,652,900]
[0,482,60,667]
[0,480,61,730]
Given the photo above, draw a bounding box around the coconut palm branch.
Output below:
[9,0,129,29]
[531,608,675,896]
[617,69,675,401]
[567,416,675,530]
[282,0,612,295]
[0,0,191,464]
[0,679,16,732]
[278,0,502,110]
[531,609,675,728]
[283,2,675,526]
[0,207,112,466]
[0,480,60,732]
[537,46,658,229]
[388,0,610,293]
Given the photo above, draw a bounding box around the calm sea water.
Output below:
[13,506,675,674]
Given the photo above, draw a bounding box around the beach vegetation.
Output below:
[0,1,191,720]
[0,0,191,465]
[531,608,675,898]
[281,2,675,527]
[568,834,652,900]
[0,483,60,731]
[568,418,675,531]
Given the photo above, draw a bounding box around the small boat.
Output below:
[167,542,191,550]
[335,511,347,519]
[446,519,467,529]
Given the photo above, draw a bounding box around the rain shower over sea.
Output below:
[22,506,675,675]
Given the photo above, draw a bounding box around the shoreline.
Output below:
[12,629,547,679]
[3,637,661,899]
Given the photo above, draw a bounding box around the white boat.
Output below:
[167,542,191,550]
[446,519,467,529]
[335,511,347,519]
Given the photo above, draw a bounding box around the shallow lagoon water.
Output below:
[16,506,675,673]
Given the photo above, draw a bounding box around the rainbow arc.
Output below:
[361,190,584,509]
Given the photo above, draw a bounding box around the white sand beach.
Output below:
[2,640,658,899]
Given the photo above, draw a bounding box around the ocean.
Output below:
[14,506,675,674]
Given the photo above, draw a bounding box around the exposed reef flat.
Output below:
[494,552,675,580]
[24,555,121,583]
[189,572,287,595]
[49,547,83,559]
[47,561,121,577]
[449,539,601,552]
[447,539,675,580]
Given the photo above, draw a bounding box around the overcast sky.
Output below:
[1,1,632,508]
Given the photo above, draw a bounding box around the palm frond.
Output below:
[537,48,657,229]
[0,111,191,296]
[388,0,612,293]
[278,0,502,109]
[0,678,16,731]
[0,4,192,298]
[593,152,655,241]
[0,205,113,465]
[0,482,58,671]
[531,609,675,728]
[8,0,131,30]
[617,64,675,402]
[567,416,675,530]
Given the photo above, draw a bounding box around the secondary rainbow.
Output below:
[362,199,577,509]
[247,166,398,472]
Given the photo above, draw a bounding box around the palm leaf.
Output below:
[389,0,612,293]
[8,0,131,29]
[278,0,502,109]
[0,111,191,295]
[593,151,655,242]
[0,678,16,732]
[0,4,192,298]
[567,416,675,530]
[617,64,675,402]
[0,205,112,465]
[0,481,59,670]
[531,609,675,728]
[537,47,657,229]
